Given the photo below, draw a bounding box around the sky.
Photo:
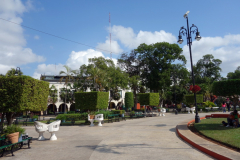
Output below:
[0,0,240,79]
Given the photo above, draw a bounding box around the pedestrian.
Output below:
[226,98,231,112]
[222,101,226,113]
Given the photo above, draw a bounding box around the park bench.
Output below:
[61,118,75,126]
[108,114,120,123]
[119,114,126,121]
[135,112,144,118]
[0,135,32,157]
[47,118,56,124]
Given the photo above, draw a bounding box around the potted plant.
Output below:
[89,111,95,119]
[177,104,182,112]
[4,125,26,143]
[130,111,135,118]
[32,115,39,122]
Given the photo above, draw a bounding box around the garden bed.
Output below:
[190,118,240,152]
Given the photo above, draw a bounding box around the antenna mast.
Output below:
[109,12,112,59]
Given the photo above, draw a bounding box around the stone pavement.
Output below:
[2,112,226,160]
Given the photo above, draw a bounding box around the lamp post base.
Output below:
[195,115,200,123]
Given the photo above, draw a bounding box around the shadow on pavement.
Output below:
[76,143,151,154]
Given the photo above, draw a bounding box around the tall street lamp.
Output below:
[15,67,21,76]
[177,11,201,123]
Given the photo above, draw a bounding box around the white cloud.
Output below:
[32,63,65,79]
[34,35,39,40]
[110,25,177,49]
[0,0,45,74]
[182,34,240,77]
[33,49,118,79]
[97,39,123,54]
[66,49,104,69]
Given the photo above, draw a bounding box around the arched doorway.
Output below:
[109,102,116,109]
[59,103,68,112]
[70,103,75,111]
[47,104,57,114]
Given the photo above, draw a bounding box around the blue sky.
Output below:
[1,0,240,79]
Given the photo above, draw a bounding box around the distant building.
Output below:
[40,75,129,113]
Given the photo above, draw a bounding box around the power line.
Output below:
[0,17,117,54]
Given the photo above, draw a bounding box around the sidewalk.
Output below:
[2,112,230,160]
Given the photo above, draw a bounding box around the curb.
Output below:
[176,117,231,160]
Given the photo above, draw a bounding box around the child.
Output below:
[222,101,226,113]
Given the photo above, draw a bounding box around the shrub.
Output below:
[56,113,87,121]
[185,94,203,104]
[112,110,125,114]
[125,92,134,109]
[75,92,108,110]
[95,110,113,119]
[203,100,216,108]
[130,111,135,115]
[67,111,75,114]
[32,115,39,119]
[137,93,159,106]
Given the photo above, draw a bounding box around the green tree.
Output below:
[212,79,240,110]
[59,65,77,112]
[49,85,58,105]
[227,66,240,79]
[135,42,186,92]
[0,76,49,125]
[193,54,222,84]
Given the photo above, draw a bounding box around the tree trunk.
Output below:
[0,113,5,134]
[133,88,137,110]
[6,112,14,125]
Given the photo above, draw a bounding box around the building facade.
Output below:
[41,75,130,113]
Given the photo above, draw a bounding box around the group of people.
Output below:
[221,98,232,113]
[222,110,240,127]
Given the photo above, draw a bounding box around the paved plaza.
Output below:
[3,113,220,160]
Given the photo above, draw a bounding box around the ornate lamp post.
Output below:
[15,67,21,76]
[177,11,201,123]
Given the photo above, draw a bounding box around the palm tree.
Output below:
[48,85,58,113]
[59,65,77,112]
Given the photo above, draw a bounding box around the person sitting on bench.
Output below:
[223,112,234,127]
[232,110,239,127]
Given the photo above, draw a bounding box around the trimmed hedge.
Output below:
[0,76,49,112]
[212,79,240,96]
[112,110,125,114]
[185,94,203,104]
[137,93,159,106]
[75,92,109,111]
[56,113,88,121]
[125,92,134,109]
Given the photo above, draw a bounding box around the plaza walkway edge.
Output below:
[176,117,240,160]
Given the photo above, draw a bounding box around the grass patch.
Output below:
[194,118,240,148]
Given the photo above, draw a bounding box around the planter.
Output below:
[90,115,95,119]
[7,132,19,144]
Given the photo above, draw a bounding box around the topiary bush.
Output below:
[125,92,134,109]
[75,92,108,111]
[137,93,159,106]
[185,94,203,105]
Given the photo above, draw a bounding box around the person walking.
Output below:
[222,101,226,113]
[226,98,231,112]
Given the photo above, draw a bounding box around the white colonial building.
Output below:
[40,75,130,113]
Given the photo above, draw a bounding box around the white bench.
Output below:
[34,121,48,141]
[88,114,95,127]
[95,114,104,126]
[48,120,61,141]
[160,108,166,116]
